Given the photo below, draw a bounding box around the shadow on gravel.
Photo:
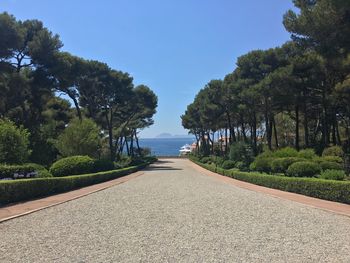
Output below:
[155,160,175,164]
[144,165,182,171]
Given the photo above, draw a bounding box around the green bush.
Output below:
[319,170,346,181]
[221,160,236,169]
[287,161,321,177]
[93,159,115,173]
[273,147,298,158]
[0,119,31,164]
[25,163,52,178]
[56,118,101,158]
[322,146,344,158]
[191,158,350,204]
[298,149,317,159]
[229,142,254,165]
[271,157,305,174]
[321,156,343,164]
[0,164,37,179]
[0,164,147,205]
[235,161,249,171]
[49,156,95,177]
[319,161,343,171]
[250,157,274,173]
[200,157,212,164]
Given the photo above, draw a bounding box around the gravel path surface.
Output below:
[1,159,350,262]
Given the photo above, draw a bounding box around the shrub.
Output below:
[49,156,95,177]
[235,161,249,171]
[251,157,274,173]
[319,161,343,171]
[322,146,344,158]
[0,119,31,164]
[273,147,298,158]
[200,157,212,164]
[25,163,52,178]
[0,164,37,180]
[298,149,317,159]
[93,159,115,173]
[287,161,321,177]
[56,118,101,158]
[229,142,254,165]
[321,156,343,164]
[0,163,147,205]
[191,158,350,204]
[271,157,305,174]
[221,160,236,169]
[319,170,346,181]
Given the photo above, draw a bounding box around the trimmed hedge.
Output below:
[191,158,350,204]
[221,160,235,170]
[50,156,95,177]
[271,157,305,173]
[0,163,148,206]
[0,164,38,180]
[286,161,321,177]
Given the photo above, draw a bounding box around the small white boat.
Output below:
[179,144,192,155]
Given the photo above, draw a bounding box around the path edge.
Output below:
[0,171,144,223]
[189,159,350,218]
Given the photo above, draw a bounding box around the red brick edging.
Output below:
[189,160,350,218]
[0,171,144,223]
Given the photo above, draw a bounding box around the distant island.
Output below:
[155,133,194,139]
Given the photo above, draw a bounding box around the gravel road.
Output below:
[1,159,350,262]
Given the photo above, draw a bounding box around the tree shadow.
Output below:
[144,165,182,171]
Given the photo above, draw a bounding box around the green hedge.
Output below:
[191,158,350,204]
[50,156,95,177]
[0,163,148,206]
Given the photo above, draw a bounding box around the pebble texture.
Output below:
[1,159,350,262]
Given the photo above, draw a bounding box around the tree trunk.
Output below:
[272,116,279,148]
[295,105,300,151]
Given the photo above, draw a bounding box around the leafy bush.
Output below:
[235,161,249,171]
[221,160,236,169]
[319,170,346,181]
[56,118,101,158]
[273,147,298,158]
[319,161,343,171]
[229,142,254,165]
[287,161,321,177]
[298,149,317,159]
[0,163,147,205]
[49,156,95,177]
[25,163,52,178]
[0,119,31,164]
[322,146,344,158]
[191,158,350,204]
[93,159,115,173]
[321,156,343,164]
[200,157,212,164]
[271,157,305,173]
[0,164,37,180]
[250,157,274,173]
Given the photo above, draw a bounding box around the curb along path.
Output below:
[0,171,144,223]
[189,160,350,218]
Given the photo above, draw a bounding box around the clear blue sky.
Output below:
[2,0,295,138]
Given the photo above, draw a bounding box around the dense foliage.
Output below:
[182,1,350,175]
[0,119,30,164]
[0,12,157,168]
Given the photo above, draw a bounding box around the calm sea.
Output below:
[139,138,195,156]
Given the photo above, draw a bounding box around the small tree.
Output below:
[0,119,31,164]
[56,118,101,158]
